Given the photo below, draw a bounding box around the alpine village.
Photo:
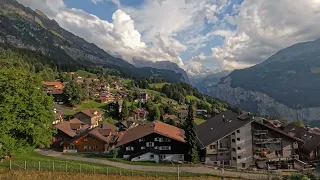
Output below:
[1,0,320,180]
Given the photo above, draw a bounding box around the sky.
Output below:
[16,0,320,76]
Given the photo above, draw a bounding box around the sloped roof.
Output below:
[55,119,89,137]
[56,122,77,137]
[283,124,320,153]
[196,111,254,148]
[80,108,103,117]
[101,122,118,131]
[116,121,185,147]
[132,108,148,114]
[42,81,63,86]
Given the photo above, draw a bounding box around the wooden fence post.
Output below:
[24,161,27,170]
[9,160,11,170]
[177,165,180,180]
[38,161,41,171]
[52,162,54,172]
[65,163,68,172]
[93,166,95,174]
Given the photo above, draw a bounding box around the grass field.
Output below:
[149,83,169,89]
[0,170,240,180]
[75,70,97,78]
[77,100,107,110]
[194,118,206,125]
[0,152,228,179]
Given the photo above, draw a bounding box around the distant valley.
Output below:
[206,38,320,122]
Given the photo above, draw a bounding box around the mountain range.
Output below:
[132,58,189,83]
[0,0,186,83]
[207,38,320,121]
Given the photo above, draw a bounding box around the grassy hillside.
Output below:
[74,70,98,78]
[149,83,169,89]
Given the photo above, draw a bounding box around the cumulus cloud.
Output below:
[211,0,320,69]
[16,0,320,72]
[16,0,184,65]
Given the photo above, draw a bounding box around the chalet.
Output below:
[135,91,150,103]
[52,118,89,150]
[251,121,304,170]
[117,117,140,131]
[42,81,65,104]
[75,76,84,84]
[197,111,255,169]
[283,124,320,162]
[177,109,188,120]
[197,112,306,170]
[162,114,180,124]
[196,109,208,115]
[74,109,104,128]
[53,110,64,125]
[97,93,115,103]
[116,121,186,163]
[42,81,64,89]
[63,122,119,153]
[130,108,148,121]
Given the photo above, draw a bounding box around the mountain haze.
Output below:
[208,38,320,121]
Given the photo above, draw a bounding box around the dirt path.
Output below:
[35,149,278,180]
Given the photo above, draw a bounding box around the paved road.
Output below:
[35,149,278,180]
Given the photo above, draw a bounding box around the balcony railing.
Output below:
[253,138,281,144]
[253,130,268,135]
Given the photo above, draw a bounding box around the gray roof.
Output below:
[282,124,320,153]
[196,111,254,148]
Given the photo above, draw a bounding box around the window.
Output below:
[84,137,88,142]
[158,138,163,142]
[210,145,216,149]
[164,138,171,142]
[93,146,98,150]
[237,138,240,141]
[242,163,246,168]
[154,137,159,141]
[232,139,235,143]
[150,154,154,159]
[160,155,166,159]
[154,146,159,149]
[233,157,236,161]
[238,156,241,159]
[139,138,145,142]
[237,147,241,150]
[219,143,223,148]
[232,132,235,135]
[159,146,171,150]
[146,142,154,147]
[237,130,240,133]
[232,148,236,152]
[126,146,134,151]
[141,146,146,150]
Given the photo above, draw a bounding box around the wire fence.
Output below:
[5,159,287,180]
[6,160,198,179]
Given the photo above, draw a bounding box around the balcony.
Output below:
[254,138,281,144]
[254,130,268,135]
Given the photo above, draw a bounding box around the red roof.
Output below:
[116,121,185,147]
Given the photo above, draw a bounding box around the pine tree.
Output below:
[184,103,199,163]
[120,99,129,121]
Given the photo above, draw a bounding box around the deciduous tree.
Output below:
[0,68,55,157]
